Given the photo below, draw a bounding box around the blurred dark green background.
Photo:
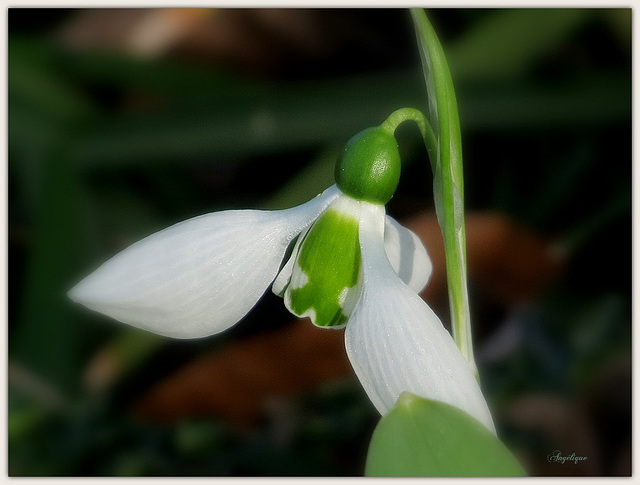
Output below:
[8,8,631,476]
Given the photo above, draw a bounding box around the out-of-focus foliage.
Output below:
[8,8,631,476]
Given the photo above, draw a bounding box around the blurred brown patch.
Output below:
[405,211,564,307]
[57,9,211,58]
[131,321,352,427]
[503,394,601,476]
[57,9,356,76]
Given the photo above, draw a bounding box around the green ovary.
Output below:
[289,209,361,327]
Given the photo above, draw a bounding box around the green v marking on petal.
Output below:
[289,208,361,327]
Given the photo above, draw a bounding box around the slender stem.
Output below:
[382,108,437,163]
[382,106,477,377]
[411,9,479,377]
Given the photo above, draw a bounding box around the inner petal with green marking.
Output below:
[284,196,362,328]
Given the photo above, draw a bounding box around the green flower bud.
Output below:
[335,126,401,205]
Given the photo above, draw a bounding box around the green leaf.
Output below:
[365,393,526,477]
[264,147,340,210]
[446,9,592,82]
[11,143,84,393]
[69,69,424,168]
[410,9,474,371]
[9,37,96,122]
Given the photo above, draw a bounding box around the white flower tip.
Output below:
[67,282,81,303]
[67,274,99,305]
[67,263,122,309]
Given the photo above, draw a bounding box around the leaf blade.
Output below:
[410,9,474,370]
[365,393,526,477]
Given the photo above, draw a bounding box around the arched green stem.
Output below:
[381,108,438,171]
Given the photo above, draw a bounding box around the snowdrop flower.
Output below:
[69,120,495,434]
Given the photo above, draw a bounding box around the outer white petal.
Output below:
[345,202,496,434]
[384,215,432,294]
[69,185,341,339]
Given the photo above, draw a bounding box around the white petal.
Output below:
[271,222,311,297]
[384,215,432,293]
[69,185,341,339]
[345,202,495,433]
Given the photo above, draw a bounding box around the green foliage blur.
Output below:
[8,8,631,476]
